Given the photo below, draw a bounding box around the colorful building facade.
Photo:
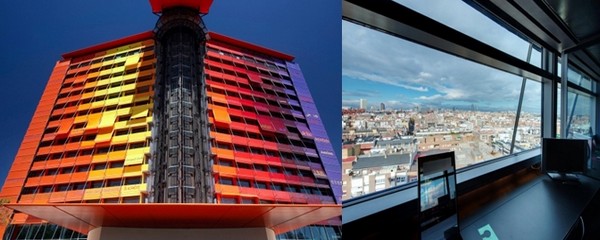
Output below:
[0,1,341,239]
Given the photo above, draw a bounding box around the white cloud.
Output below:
[342,12,534,111]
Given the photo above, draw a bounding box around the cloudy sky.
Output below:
[342,0,544,113]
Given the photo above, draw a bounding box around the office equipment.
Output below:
[418,151,461,240]
[542,138,588,182]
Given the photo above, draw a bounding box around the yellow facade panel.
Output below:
[82,92,95,100]
[105,168,124,178]
[77,103,92,111]
[108,151,126,161]
[125,55,140,66]
[94,89,108,97]
[90,62,102,70]
[133,96,150,104]
[130,106,149,119]
[121,83,136,92]
[127,118,149,127]
[95,129,113,143]
[105,98,119,106]
[128,132,147,143]
[87,170,106,181]
[113,121,128,130]
[99,111,118,128]
[124,149,145,166]
[107,87,122,95]
[100,69,112,77]
[123,165,142,177]
[112,66,125,74]
[109,75,124,84]
[119,95,134,105]
[73,115,88,124]
[97,79,111,88]
[92,154,108,163]
[120,184,142,197]
[123,73,139,82]
[91,100,105,109]
[86,113,103,129]
[111,135,129,145]
[83,188,102,200]
[101,186,121,198]
[141,164,149,173]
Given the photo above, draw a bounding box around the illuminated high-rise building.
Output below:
[359,99,367,110]
[0,1,341,239]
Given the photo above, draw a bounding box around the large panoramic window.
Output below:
[341,17,541,200]
[342,18,541,199]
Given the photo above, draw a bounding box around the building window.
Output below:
[125,177,142,185]
[342,16,541,199]
[238,180,251,188]
[221,197,237,204]
[219,177,234,185]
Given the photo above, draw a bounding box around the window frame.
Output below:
[341,0,578,223]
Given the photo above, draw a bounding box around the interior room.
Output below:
[342,0,600,239]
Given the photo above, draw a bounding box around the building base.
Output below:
[87,227,276,240]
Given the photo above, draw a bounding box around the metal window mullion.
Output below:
[510,44,533,154]
[560,53,569,138]
[541,48,557,138]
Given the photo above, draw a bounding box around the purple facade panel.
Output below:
[286,62,342,204]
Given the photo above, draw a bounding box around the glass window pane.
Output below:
[567,67,593,91]
[567,90,595,139]
[394,0,537,63]
[342,21,540,199]
[514,80,541,152]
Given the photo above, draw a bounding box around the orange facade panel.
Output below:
[0,60,69,206]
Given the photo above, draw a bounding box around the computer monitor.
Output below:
[542,138,589,182]
[418,151,461,240]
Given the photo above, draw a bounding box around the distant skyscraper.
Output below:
[380,102,385,111]
[0,1,341,239]
[359,99,367,109]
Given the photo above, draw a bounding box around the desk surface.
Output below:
[461,174,600,240]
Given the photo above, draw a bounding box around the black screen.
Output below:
[542,138,588,174]
[418,151,460,240]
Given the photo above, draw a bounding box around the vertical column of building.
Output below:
[152,8,213,203]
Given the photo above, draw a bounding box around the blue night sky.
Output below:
[0,1,341,187]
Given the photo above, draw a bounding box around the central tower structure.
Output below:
[151,6,213,203]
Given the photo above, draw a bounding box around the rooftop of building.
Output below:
[373,138,416,147]
[353,152,412,170]
[61,31,294,62]
[342,156,357,163]
[149,0,214,14]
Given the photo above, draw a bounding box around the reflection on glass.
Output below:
[418,152,459,240]
[567,90,594,139]
[420,177,447,211]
